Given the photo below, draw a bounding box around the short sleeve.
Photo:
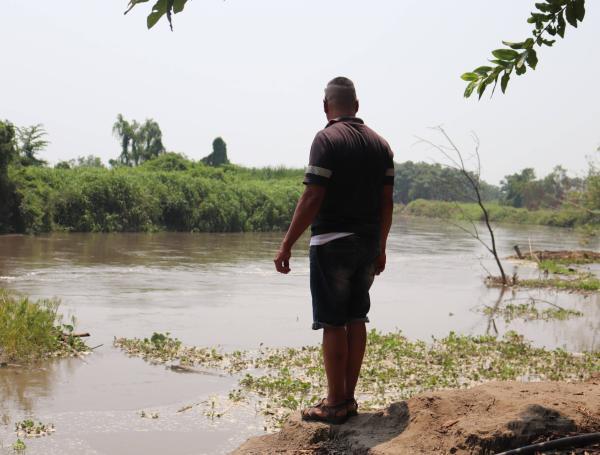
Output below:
[384,145,395,186]
[303,131,334,186]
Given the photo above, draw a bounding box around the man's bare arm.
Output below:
[274,184,326,274]
[375,185,394,275]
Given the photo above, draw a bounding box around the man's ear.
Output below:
[354,100,359,114]
[323,99,329,114]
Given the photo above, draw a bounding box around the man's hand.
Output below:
[374,252,386,275]
[274,246,292,274]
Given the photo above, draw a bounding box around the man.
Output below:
[274,77,394,424]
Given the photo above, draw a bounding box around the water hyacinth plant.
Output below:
[115,330,600,430]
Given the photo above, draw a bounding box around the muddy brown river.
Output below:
[0,217,598,454]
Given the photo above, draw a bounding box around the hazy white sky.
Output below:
[2,1,598,184]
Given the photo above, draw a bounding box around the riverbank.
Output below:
[233,379,600,454]
[400,199,600,229]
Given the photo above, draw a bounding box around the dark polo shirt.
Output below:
[303,117,395,238]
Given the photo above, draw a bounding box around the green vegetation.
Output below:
[111,114,165,167]
[12,439,26,452]
[519,276,600,292]
[3,160,302,234]
[1,115,598,234]
[392,161,500,204]
[402,199,598,228]
[115,330,600,429]
[15,420,55,438]
[0,289,89,363]
[114,332,251,373]
[482,301,582,323]
[463,0,586,98]
[201,137,230,167]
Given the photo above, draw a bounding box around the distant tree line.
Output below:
[0,116,598,234]
[392,161,501,204]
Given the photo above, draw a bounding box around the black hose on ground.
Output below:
[495,432,600,455]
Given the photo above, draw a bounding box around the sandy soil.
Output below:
[232,379,600,455]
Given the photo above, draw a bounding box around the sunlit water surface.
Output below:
[0,217,598,454]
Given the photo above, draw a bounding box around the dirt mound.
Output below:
[232,380,600,454]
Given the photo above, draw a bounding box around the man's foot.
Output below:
[301,398,348,425]
[346,397,358,417]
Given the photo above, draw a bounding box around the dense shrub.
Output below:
[7,162,303,233]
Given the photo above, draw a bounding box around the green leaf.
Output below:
[515,63,527,76]
[124,0,150,15]
[147,0,167,29]
[535,3,552,12]
[501,72,510,93]
[565,2,578,27]
[464,81,477,98]
[557,11,566,37]
[474,66,493,75]
[172,0,187,13]
[477,80,489,99]
[526,49,538,69]
[461,72,479,82]
[516,52,528,69]
[502,39,534,50]
[574,0,585,21]
[491,49,520,61]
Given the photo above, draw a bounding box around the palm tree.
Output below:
[16,124,49,166]
[112,114,134,166]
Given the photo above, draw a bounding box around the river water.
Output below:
[0,217,598,454]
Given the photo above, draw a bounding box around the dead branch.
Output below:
[417,127,508,285]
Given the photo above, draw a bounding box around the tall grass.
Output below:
[0,289,80,362]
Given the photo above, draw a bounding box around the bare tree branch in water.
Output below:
[485,288,506,336]
[416,127,509,285]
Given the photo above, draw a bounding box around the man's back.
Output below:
[304,117,394,238]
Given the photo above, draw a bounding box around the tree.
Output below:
[202,137,230,167]
[417,128,508,285]
[112,115,165,166]
[0,120,17,175]
[500,168,536,208]
[16,124,49,166]
[0,120,18,232]
[112,114,135,166]
[137,119,165,163]
[462,0,586,99]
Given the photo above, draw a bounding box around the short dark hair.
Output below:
[324,77,357,109]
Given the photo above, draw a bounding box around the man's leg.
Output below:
[322,326,348,405]
[345,321,367,400]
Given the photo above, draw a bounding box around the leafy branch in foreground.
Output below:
[462,0,585,99]
[125,0,189,30]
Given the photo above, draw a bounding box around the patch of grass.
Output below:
[0,289,89,363]
[519,276,600,292]
[538,260,577,275]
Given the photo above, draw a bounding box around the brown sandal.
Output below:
[301,398,348,425]
[346,397,358,417]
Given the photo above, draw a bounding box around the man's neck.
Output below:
[327,112,356,121]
